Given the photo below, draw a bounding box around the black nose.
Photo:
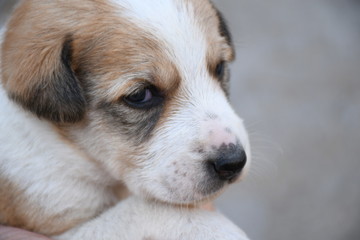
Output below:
[211,145,247,181]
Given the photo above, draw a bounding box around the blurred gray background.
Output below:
[1,0,359,240]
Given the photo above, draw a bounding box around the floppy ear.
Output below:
[1,31,86,123]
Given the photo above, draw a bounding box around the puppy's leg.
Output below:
[55,196,249,240]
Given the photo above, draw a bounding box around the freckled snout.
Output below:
[207,143,247,181]
[198,110,250,188]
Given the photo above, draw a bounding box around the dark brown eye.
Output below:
[215,61,226,79]
[126,88,152,103]
[123,86,163,109]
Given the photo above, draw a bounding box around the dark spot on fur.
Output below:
[97,99,163,143]
[10,36,86,123]
[206,112,218,120]
[225,127,232,134]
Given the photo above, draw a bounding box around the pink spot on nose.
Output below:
[202,120,237,148]
[208,128,236,146]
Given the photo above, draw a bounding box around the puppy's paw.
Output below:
[180,210,249,240]
[55,197,250,240]
[141,200,250,240]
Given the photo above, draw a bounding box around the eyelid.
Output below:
[124,81,150,96]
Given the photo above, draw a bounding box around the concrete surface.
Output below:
[1,1,360,240]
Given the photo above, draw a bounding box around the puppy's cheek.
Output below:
[123,161,216,204]
[96,102,163,144]
[121,168,163,199]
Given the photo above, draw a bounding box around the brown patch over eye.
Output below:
[208,60,228,80]
[207,59,230,96]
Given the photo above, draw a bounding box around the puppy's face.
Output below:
[1,0,250,204]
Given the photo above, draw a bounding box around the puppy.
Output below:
[0,0,251,239]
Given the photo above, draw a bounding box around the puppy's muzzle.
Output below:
[207,143,247,182]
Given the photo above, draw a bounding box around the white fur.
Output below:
[114,0,207,74]
[0,86,117,226]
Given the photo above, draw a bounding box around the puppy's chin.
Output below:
[160,166,249,205]
[130,173,246,206]
[145,185,227,206]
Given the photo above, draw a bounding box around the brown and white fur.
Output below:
[0,0,251,239]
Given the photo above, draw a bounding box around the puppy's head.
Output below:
[1,0,250,204]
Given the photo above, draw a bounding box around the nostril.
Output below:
[212,149,247,181]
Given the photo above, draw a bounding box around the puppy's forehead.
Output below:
[110,0,228,81]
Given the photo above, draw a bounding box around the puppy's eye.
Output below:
[123,86,163,109]
[215,61,226,79]
[127,88,152,103]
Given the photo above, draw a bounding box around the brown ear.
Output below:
[1,31,86,123]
